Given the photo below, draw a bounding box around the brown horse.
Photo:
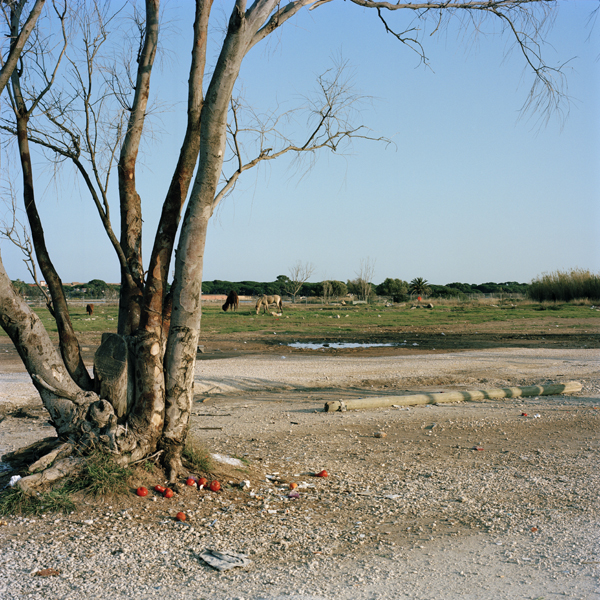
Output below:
[86,303,94,316]
[222,290,239,312]
[255,294,283,315]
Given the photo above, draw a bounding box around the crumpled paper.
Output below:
[199,548,252,571]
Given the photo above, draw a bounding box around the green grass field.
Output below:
[9,298,596,341]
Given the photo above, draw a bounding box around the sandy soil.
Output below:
[0,332,599,599]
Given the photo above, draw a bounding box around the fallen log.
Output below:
[324,382,582,412]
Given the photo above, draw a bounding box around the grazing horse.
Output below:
[86,303,94,316]
[222,290,239,312]
[255,294,283,315]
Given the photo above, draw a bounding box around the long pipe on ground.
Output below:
[324,382,583,412]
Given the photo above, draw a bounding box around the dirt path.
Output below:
[0,340,599,599]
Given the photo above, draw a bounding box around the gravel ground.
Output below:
[0,348,599,599]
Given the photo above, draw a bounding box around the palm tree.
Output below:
[409,277,430,298]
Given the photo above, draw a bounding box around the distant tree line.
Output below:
[10,277,552,302]
[200,278,530,301]
[11,279,120,300]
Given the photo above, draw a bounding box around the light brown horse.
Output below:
[222,290,239,312]
[255,294,283,315]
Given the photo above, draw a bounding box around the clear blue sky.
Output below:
[1,1,598,286]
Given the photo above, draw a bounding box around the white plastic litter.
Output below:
[8,475,21,487]
[210,453,245,467]
[199,549,251,571]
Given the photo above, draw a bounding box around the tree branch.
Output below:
[0,0,46,95]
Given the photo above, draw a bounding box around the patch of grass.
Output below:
[63,451,132,498]
[0,486,76,516]
[183,436,212,473]
[141,460,155,472]
[198,301,600,339]
[0,304,120,339]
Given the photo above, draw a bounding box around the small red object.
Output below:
[163,488,174,498]
[521,412,528,417]
[198,477,208,488]
[315,470,328,477]
[176,512,186,522]
[531,527,538,532]
[154,484,166,493]
[473,446,484,451]
[136,486,148,497]
[209,480,221,492]
[186,477,196,486]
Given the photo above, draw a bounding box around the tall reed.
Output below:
[528,269,600,302]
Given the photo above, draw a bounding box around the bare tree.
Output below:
[352,257,376,302]
[0,1,571,488]
[286,261,316,302]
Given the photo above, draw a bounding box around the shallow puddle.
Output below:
[288,342,403,349]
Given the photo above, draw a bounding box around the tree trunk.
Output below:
[117,0,160,336]
[159,1,273,481]
[12,85,92,391]
[141,1,211,340]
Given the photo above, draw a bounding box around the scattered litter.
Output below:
[288,491,300,499]
[199,549,251,572]
[8,475,21,487]
[533,414,541,418]
[521,413,528,417]
[374,431,387,438]
[384,494,401,500]
[211,454,245,467]
[297,482,314,489]
[472,446,484,451]
[33,569,61,577]
[240,480,251,490]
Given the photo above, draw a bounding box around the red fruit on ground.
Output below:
[198,477,208,487]
[163,488,174,498]
[176,512,186,522]
[316,470,328,477]
[154,485,166,493]
[136,487,148,497]
[209,480,221,492]
[186,478,196,486]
